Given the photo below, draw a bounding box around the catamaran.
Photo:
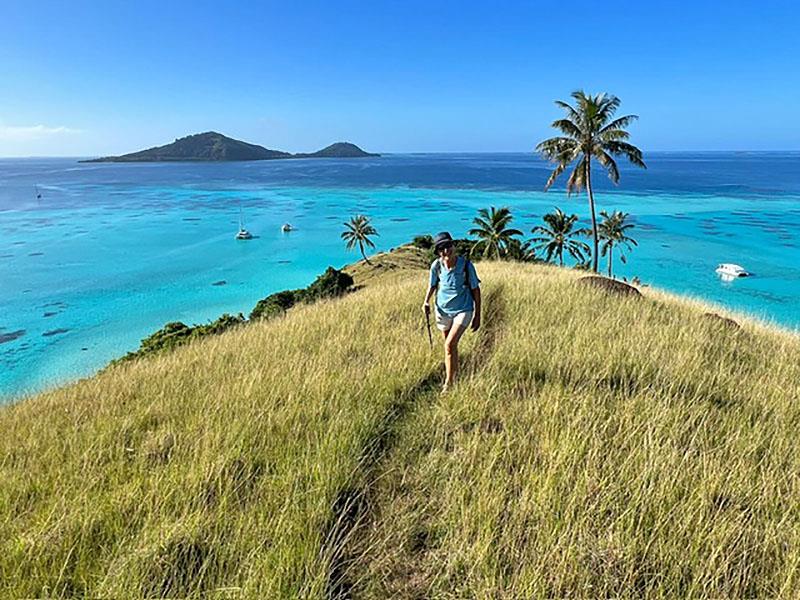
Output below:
[235,204,253,240]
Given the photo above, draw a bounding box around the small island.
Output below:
[293,142,379,159]
[81,132,380,163]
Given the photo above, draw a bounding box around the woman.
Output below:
[422,232,481,392]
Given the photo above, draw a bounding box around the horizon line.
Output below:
[2,149,800,159]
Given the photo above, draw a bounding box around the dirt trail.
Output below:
[322,285,507,599]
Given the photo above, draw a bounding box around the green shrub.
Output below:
[303,267,354,302]
[138,322,193,353]
[113,314,245,365]
[196,313,246,335]
[412,234,434,249]
[249,290,303,321]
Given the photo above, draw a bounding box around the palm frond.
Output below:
[599,115,638,134]
[554,99,582,124]
[605,141,647,169]
[594,150,620,184]
[551,119,582,139]
[565,158,586,195]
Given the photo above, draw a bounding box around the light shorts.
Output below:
[435,309,474,332]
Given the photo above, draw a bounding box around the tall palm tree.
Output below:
[341,214,378,264]
[531,207,591,266]
[468,206,523,259]
[598,210,637,278]
[536,91,646,272]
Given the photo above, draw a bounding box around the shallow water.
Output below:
[1,153,799,400]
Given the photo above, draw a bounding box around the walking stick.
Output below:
[425,309,433,349]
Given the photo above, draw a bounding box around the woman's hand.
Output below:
[422,303,431,316]
[471,314,481,331]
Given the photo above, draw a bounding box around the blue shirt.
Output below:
[429,256,480,316]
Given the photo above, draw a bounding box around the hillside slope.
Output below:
[2,260,800,598]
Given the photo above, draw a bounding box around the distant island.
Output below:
[80,132,380,163]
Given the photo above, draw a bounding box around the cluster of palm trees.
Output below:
[341,204,636,278]
[466,205,636,277]
[342,90,645,278]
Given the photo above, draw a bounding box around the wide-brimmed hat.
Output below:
[433,231,454,251]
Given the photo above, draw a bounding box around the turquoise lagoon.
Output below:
[2,153,800,400]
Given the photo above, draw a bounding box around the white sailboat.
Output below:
[235,204,253,240]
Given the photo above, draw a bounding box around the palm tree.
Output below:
[598,210,637,278]
[468,206,523,259]
[341,214,378,264]
[531,207,591,266]
[536,91,646,273]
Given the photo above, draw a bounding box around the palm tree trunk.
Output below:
[360,241,371,265]
[608,245,613,278]
[559,247,563,266]
[585,156,599,273]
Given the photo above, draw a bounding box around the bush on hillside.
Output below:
[412,234,434,249]
[249,290,304,321]
[196,313,246,335]
[139,321,194,354]
[112,314,245,365]
[303,267,354,302]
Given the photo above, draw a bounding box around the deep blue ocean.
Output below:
[2,152,799,400]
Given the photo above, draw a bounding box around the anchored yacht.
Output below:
[235,204,253,240]
[715,263,749,278]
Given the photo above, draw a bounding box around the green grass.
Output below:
[2,253,800,598]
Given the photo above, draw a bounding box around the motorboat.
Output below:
[715,263,749,278]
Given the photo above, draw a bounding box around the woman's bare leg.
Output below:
[443,325,466,389]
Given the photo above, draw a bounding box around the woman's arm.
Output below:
[423,286,437,314]
[470,287,481,331]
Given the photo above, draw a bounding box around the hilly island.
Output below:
[81,132,379,162]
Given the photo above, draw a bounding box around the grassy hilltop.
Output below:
[2,247,800,598]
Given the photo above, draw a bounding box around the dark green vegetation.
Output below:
[537,91,646,272]
[111,314,246,365]
[117,267,354,364]
[81,132,379,163]
[249,290,304,321]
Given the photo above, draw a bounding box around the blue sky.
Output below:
[0,0,797,156]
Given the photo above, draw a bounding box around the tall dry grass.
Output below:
[0,274,437,598]
[2,258,800,598]
[347,263,800,598]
